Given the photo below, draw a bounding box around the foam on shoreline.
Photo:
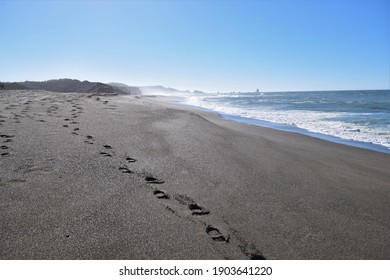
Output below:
[177,95,390,154]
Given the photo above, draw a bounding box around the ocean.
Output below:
[180,90,390,154]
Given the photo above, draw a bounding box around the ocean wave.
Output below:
[183,95,390,150]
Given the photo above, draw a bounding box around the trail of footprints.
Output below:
[92,139,265,259]
[91,136,233,245]
[0,94,38,158]
[1,93,266,260]
[0,134,13,156]
[0,130,14,156]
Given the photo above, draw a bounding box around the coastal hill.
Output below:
[23,79,115,94]
[0,79,116,94]
[0,82,28,90]
[0,79,203,96]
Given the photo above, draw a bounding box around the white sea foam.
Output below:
[183,95,390,150]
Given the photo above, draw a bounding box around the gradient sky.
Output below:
[1,0,389,92]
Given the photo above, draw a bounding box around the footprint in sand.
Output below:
[73,128,80,131]
[249,253,266,260]
[188,203,210,215]
[103,145,112,149]
[0,134,14,139]
[100,152,112,157]
[145,176,165,184]
[1,145,8,150]
[206,226,229,242]
[1,152,9,156]
[3,139,12,143]
[0,134,14,138]
[174,194,195,205]
[239,243,267,260]
[63,124,69,127]
[118,166,132,174]
[84,135,95,145]
[126,157,137,163]
[71,132,79,135]
[84,136,94,144]
[153,189,170,199]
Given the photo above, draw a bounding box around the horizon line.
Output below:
[1,79,389,93]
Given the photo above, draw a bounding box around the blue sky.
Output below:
[0,0,389,92]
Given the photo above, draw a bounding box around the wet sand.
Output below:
[1,90,389,259]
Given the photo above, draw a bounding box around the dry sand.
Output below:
[1,90,389,259]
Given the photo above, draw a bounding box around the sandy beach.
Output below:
[1,90,389,260]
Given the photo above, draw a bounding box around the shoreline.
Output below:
[1,90,390,259]
[166,97,390,155]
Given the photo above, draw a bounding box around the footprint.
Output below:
[86,135,94,140]
[153,189,170,199]
[73,128,80,131]
[206,226,229,242]
[63,124,69,127]
[174,194,195,205]
[119,167,132,174]
[249,254,266,260]
[100,152,112,157]
[64,118,70,121]
[1,145,8,149]
[103,145,112,149]
[84,140,94,145]
[3,139,12,143]
[71,132,79,135]
[70,121,78,124]
[145,176,165,184]
[188,203,210,215]
[239,243,267,260]
[0,134,14,138]
[126,157,137,163]
[1,152,9,156]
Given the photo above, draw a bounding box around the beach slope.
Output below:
[1,90,389,259]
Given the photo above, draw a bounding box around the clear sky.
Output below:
[0,0,389,92]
